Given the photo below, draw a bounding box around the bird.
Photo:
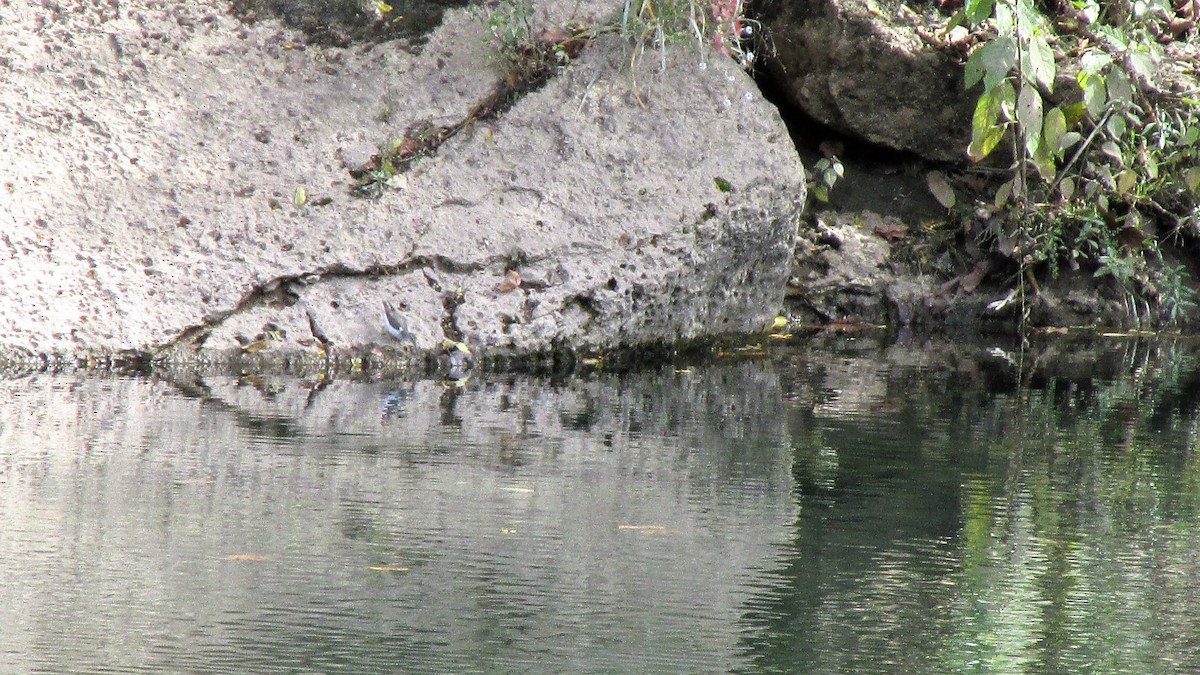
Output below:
[382,301,417,345]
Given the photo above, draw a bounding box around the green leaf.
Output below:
[964,0,994,25]
[964,47,988,89]
[1042,106,1067,159]
[1180,126,1199,147]
[1106,68,1133,105]
[1079,49,1112,75]
[1081,74,1107,118]
[1058,131,1083,153]
[996,80,1017,121]
[969,125,1006,161]
[1028,35,1056,93]
[1184,167,1200,195]
[971,85,1003,142]
[1101,141,1124,165]
[1062,102,1088,127]
[994,179,1013,208]
[1059,176,1075,200]
[1017,87,1044,156]
[1033,143,1056,181]
[1127,51,1155,84]
[995,2,1013,34]
[966,38,1018,91]
[1116,169,1136,195]
[1106,114,1127,139]
[714,177,733,192]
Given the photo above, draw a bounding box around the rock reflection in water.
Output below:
[0,363,796,673]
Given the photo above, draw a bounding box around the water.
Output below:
[3,337,1200,673]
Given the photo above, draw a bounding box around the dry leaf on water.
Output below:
[368,565,410,572]
[618,524,670,534]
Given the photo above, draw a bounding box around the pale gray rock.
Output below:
[0,0,804,364]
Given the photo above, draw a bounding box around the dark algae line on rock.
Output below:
[228,0,472,46]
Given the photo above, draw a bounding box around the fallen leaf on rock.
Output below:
[1116,226,1147,249]
[927,171,956,209]
[494,269,522,293]
[959,260,992,294]
[873,222,909,241]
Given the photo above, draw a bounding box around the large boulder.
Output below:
[757,0,973,163]
[0,0,805,363]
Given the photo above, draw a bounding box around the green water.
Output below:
[3,337,1200,673]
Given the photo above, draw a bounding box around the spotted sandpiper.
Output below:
[382,301,417,345]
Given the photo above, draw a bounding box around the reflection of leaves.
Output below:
[241,339,272,354]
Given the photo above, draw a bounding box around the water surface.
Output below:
[4,337,1200,673]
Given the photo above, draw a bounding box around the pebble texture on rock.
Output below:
[0,1,804,361]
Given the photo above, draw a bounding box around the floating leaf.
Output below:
[368,565,410,572]
[771,315,788,330]
[374,0,393,13]
[926,171,956,209]
[618,524,670,534]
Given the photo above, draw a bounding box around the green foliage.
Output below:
[808,155,844,204]
[958,0,1200,327]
